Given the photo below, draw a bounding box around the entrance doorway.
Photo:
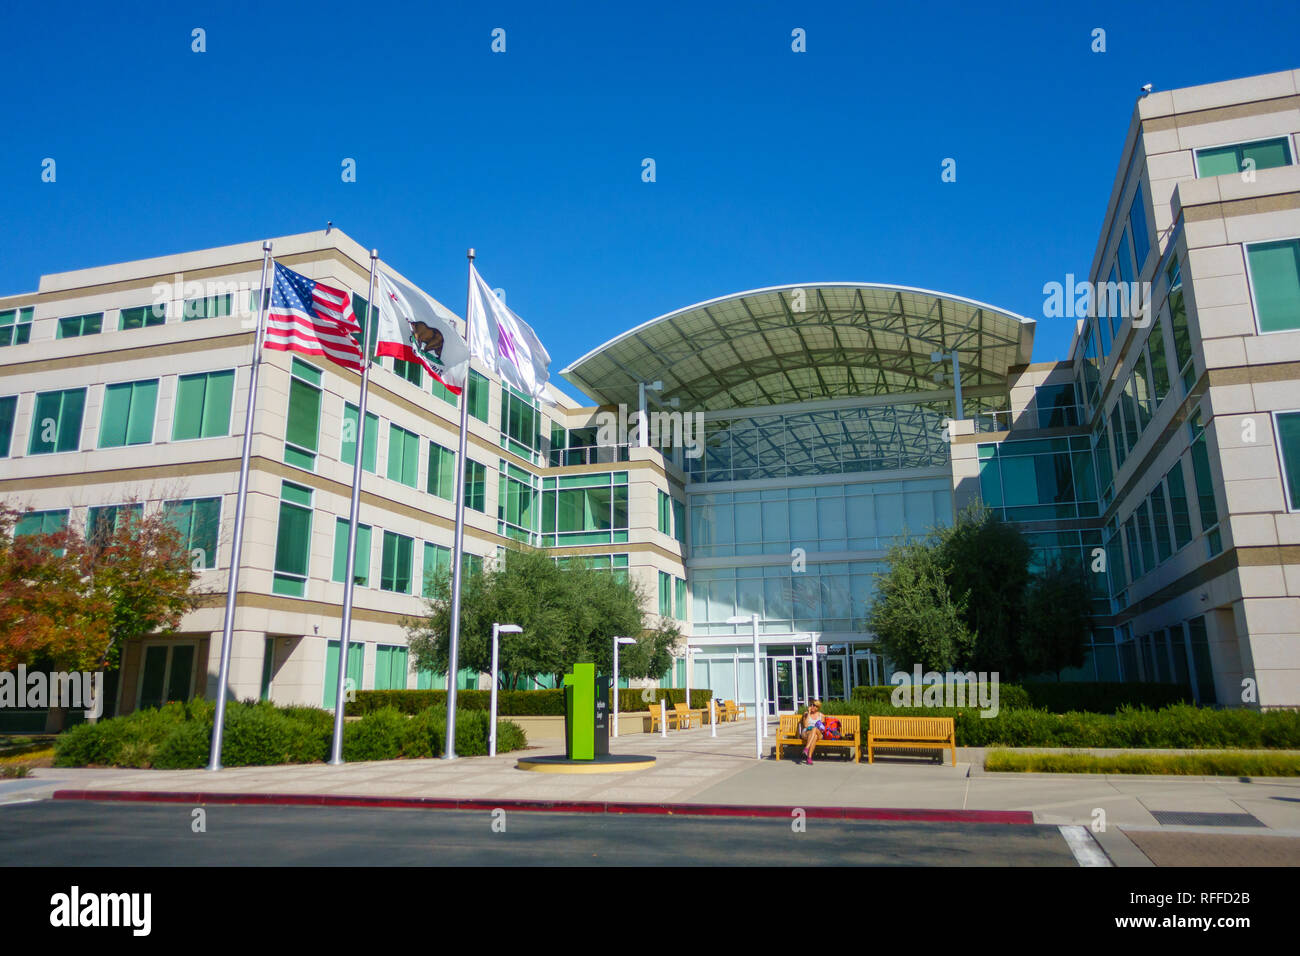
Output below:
[767,656,798,715]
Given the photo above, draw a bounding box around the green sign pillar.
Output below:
[563,663,596,760]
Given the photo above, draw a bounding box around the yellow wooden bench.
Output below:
[773,714,861,763]
[722,699,746,721]
[645,704,690,732]
[672,702,698,729]
[866,715,956,766]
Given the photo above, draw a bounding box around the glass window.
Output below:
[284,360,322,470]
[172,370,235,440]
[1147,318,1171,406]
[1128,183,1150,271]
[1035,383,1078,428]
[1246,239,1300,333]
[28,387,86,454]
[119,304,167,330]
[272,482,313,597]
[332,519,371,586]
[427,441,456,499]
[464,459,487,512]
[468,370,490,422]
[99,379,159,448]
[659,570,672,617]
[1149,484,1172,563]
[374,644,409,691]
[381,530,414,593]
[1196,137,1293,178]
[392,358,423,387]
[675,577,687,621]
[1109,404,1128,469]
[87,503,143,543]
[498,463,537,542]
[387,423,420,488]
[162,497,221,569]
[500,386,539,453]
[1186,617,1217,705]
[673,498,686,545]
[0,307,34,347]
[1166,461,1194,551]
[0,395,17,458]
[1167,257,1195,392]
[15,509,68,537]
[658,491,672,535]
[423,542,451,596]
[56,312,104,339]
[1275,411,1300,510]
[340,403,378,473]
[183,293,233,321]
[1189,423,1221,554]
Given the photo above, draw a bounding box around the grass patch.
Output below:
[985,749,1300,776]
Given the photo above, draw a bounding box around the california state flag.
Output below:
[375,269,470,393]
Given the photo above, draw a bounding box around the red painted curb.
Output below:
[49,789,1034,824]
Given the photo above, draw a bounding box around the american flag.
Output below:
[263,262,365,371]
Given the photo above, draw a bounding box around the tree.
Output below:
[934,502,1031,677]
[1020,555,1092,680]
[865,538,975,674]
[0,501,201,674]
[405,546,678,689]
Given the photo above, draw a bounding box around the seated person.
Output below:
[799,700,825,764]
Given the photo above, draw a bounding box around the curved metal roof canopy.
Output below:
[562,283,1035,412]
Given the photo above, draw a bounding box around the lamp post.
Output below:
[489,622,521,757]
[728,613,763,759]
[930,349,964,420]
[612,636,636,738]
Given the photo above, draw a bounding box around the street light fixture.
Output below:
[727,613,763,759]
[489,623,522,757]
[612,636,637,738]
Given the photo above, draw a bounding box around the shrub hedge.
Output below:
[985,750,1300,776]
[850,682,1194,713]
[54,699,527,769]
[347,687,714,717]
[834,701,1300,749]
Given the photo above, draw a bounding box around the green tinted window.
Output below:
[427,441,456,499]
[1276,411,1300,510]
[99,379,159,448]
[0,307,34,348]
[659,571,672,616]
[1190,431,1220,544]
[1165,462,1193,551]
[387,424,420,487]
[464,459,487,512]
[468,370,490,422]
[0,395,16,457]
[183,293,233,321]
[28,388,86,454]
[423,542,451,596]
[393,358,423,386]
[120,304,166,330]
[1247,240,1300,333]
[14,509,68,537]
[172,371,235,440]
[1128,183,1150,271]
[56,312,103,339]
[273,483,313,596]
[332,519,371,586]
[1197,137,1293,178]
[381,531,413,593]
[284,371,322,470]
[675,577,687,621]
[341,403,378,473]
[162,498,221,569]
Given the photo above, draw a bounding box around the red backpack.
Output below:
[822,717,841,740]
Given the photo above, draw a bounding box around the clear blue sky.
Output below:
[3,1,1297,403]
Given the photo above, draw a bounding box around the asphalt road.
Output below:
[0,800,1080,866]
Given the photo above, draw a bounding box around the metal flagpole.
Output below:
[208,240,273,772]
[444,248,476,760]
[329,249,379,765]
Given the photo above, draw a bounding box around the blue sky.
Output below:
[3,0,1297,403]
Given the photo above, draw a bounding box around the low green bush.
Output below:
[850,683,1032,710]
[985,749,1300,776]
[1019,682,1192,713]
[54,699,526,768]
[832,701,1300,749]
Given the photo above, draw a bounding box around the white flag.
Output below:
[376,269,470,392]
[467,264,552,402]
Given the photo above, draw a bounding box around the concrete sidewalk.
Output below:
[8,717,1300,864]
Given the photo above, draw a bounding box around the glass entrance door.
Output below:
[822,656,848,701]
[767,657,797,714]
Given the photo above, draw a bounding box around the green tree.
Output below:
[934,502,1031,676]
[406,546,678,689]
[865,538,975,673]
[1020,554,1093,680]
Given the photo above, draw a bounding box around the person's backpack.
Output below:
[823,717,841,740]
